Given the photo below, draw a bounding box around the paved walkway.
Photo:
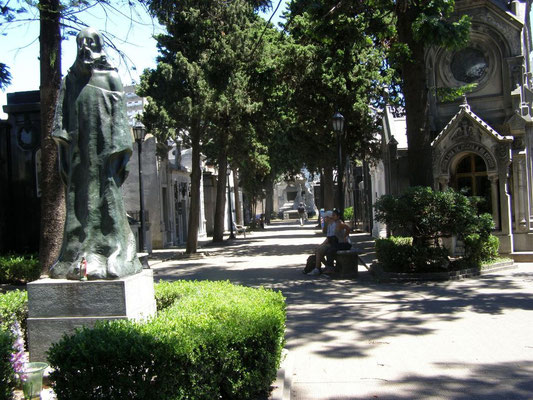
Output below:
[149,221,533,400]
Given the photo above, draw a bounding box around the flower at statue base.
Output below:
[10,320,28,381]
[9,320,48,399]
[10,319,33,399]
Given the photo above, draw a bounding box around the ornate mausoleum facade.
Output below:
[428,0,533,253]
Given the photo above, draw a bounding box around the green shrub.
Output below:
[376,237,449,273]
[343,206,354,222]
[0,329,16,400]
[375,237,413,272]
[374,187,497,271]
[464,234,499,266]
[49,280,286,400]
[410,244,450,272]
[374,187,492,245]
[0,254,41,284]
[0,290,28,339]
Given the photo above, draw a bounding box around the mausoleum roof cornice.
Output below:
[432,100,513,147]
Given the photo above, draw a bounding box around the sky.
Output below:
[0,0,289,118]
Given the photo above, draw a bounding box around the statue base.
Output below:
[27,269,156,362]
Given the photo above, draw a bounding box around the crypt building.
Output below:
[374,0,533,255]
[429,0,533,254]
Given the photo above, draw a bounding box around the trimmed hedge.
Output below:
[48,280,286,400]
[376,234,500,272]
[376,237,450,272]
[375,236,413,272]
[0,254,41,284]
[0,329,15,400]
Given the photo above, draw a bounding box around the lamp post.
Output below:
[332,111,345,217]
[132,120,147,252]
[227,168,235,240]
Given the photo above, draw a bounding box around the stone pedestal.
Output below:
[27,269,156,362]
[335,249,359,279]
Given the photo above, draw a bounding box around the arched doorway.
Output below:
[451,153,491,214]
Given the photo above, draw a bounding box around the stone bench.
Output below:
[282,210,300,220]
[334,248,359,279]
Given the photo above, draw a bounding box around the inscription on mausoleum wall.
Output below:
[440,142,496,173]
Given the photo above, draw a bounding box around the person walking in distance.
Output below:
[297,202,306,226]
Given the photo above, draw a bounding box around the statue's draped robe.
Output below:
[50,69,142,279]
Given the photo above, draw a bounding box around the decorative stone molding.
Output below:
[438,37,497,92]
[494,142,511,165]
[512,136,525,151]
[505,111,527,135]
[440,141,496,174]
[451,118,482,141]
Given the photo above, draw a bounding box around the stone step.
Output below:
[510,252,533,262]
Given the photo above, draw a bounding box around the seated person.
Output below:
[309,210,351,275]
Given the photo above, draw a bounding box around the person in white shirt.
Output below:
[309,210,351,275]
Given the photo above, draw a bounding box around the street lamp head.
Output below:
[132,120,146,142]
[332,112,344,134]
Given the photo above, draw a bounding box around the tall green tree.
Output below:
[284,0,392,208]
[140,0,270,250]
[233,21,299,223]
[371,0,470,186]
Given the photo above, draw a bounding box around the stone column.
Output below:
[511,153,529,231]
[498,167,514,253]
[438,176,449,191]
[489,174,500,231]
[517,153,530,231]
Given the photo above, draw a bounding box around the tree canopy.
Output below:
[139,0,273,248]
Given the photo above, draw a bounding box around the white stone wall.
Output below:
[370,161,387,238]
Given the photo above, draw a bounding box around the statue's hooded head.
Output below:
[74,27,113,72]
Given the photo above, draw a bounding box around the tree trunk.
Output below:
[396,2,433,187]
[323,166,335,210]
[186,126,201,253]
[232,168,243,225]
[264,174,274,224]
[212,145,228,242]
[39,0,64,274]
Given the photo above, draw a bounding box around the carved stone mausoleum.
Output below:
[428,0,533,253]
[373,0,533,255]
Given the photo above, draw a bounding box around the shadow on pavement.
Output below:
[150,221,533,399]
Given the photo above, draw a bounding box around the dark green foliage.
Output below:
[374,187,492,246]
[464,234,499,267]
[410,244,450,272]
[48,280,286,400]
[48,320,177,400]
[284,0,391,170]
[0,254,41,284]
[0,329,15,400]
[376,237,450,272]
[375,236,413,272]
[435,83,477,102]
[0,290,28,338]
[343,206,354,222]
[374,187,498,272]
